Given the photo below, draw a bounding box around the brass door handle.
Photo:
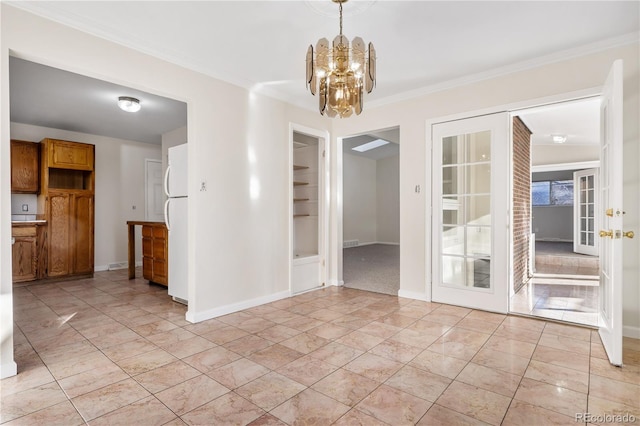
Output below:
[623,231,635,239]
[600,230,613,238]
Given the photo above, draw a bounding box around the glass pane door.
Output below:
[432,113,509,313]
[574,168,599,256]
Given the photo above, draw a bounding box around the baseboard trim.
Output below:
[623,325,640,339]
[95,261,142,272]
[328,279,344,287]
[186,290,291,323]
[0,361,17,379]
[398,289,430,301]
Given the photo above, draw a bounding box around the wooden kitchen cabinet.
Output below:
[46,191,95,277]
[39,138,95,279]
[142,224,168,286]
[12,223,47,282]
[47,139,94,171]
[11,140,40,193]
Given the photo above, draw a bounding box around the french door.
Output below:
[598,60,625,366]
[431,113,510,313]
[573,168,599,256]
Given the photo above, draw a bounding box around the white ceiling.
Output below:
[343,128,399,160]
[6,1,639,144]
[517,98,601,146]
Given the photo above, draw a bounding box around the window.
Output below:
[532,180,573,206]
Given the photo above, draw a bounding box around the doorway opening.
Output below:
[341,127,400,295]
[510,98,601,327]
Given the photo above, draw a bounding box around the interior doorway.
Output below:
[510,98,601,326]
[341,127,400,295]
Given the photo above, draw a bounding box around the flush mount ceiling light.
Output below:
[117,96,141,113]
[552,134,567,144]
[306,0,376,118]
[352,138,389,152]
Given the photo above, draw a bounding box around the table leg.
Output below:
[128,224,135,279]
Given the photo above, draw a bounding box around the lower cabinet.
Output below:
[47,191,94,277]
[142,224,168,286]
[12,224,47,283]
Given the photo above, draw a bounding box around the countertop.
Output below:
[12,220,47,225]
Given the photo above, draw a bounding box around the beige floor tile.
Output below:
[417,404,491,426]
[71,378,150,421]
[531,344,590,372]
[455,317,502,334]
[589,374,640,408]
[181,392,264,425]
[276,355,338,386]
[0,363,55,397]
[344,352,403,382]
[182,345,241,373]
[271,388,351,425]
[538,332,591,355]
[436,381,511,425]
[356,384,431,426]
[207,358,270,389]
[590,356,640,385]
[543,322,592,342]
[306,323,352,340]
[155,374,229,416]
[1,400,84,426]
[279,333,330,354]
[502,315,547,332]
[89,395,176,425]
[236,372,306,411]
[47,349,114,380]
[423,310,465,327]
[88,328,141,349]
[587,395,640,424]
[307,341,364,367]
[369,339,423,363]
[58,362,129,398]
[255,324,302,343]
[513,377,587,418]
[282,316,325,332]
[484,335,536,359]
[355,321,403,339]
[100,338,159,362]
[133,360,201,394]
[385,364,451,402]
[201,325,250,345]
[223,334,273,356]
[471,347,530,376]
[311,368,380,407]
[117,348,177,375]
[457,362,522,397]
[333,409,388,426]
[493,323,542,344]
[336,330,385,351]
[247,344,305,370]
[410,348,468,379]
[0,382,68,423]
[502,399,576,425]
[524,359,589,393]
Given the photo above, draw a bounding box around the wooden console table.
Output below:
[127,221,168,286]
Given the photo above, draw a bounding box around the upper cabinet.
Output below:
[11,140,40,193]
[48,139,94,171]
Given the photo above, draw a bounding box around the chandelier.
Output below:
[306,0,376,118]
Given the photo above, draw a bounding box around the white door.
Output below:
[598,60,625,366]
[574,168,599,256]
[145,159,164,221]
[432,112,510,313]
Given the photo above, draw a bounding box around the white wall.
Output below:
[332,43,639,335]
[376,155,400,244]
[343,153,377,244]
[342,152,400,245]
[10,122,162,269]
[532,144,599,166]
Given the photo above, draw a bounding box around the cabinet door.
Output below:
[48,192,71,277]
[73,194,94,274]
[11,140,39,193]
[49,140,94,171]
[12,227,37,282]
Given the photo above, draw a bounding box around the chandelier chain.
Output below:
[339,2,343,35]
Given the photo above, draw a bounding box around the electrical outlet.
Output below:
[22,204,29,212]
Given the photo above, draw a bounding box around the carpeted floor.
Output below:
[343,244,399,296]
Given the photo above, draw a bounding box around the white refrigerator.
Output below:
[164,143,188,304]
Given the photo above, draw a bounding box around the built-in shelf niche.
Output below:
[292,131,319,259]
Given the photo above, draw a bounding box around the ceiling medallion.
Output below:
[305,0,376,118]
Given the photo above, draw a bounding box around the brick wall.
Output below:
[513,117,532,293]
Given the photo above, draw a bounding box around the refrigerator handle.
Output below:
[164,199,171,231]
[164,165,172,197]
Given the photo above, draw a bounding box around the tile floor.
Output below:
[2,269,639,425]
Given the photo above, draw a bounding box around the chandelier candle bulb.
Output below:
[306,0,376,118]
